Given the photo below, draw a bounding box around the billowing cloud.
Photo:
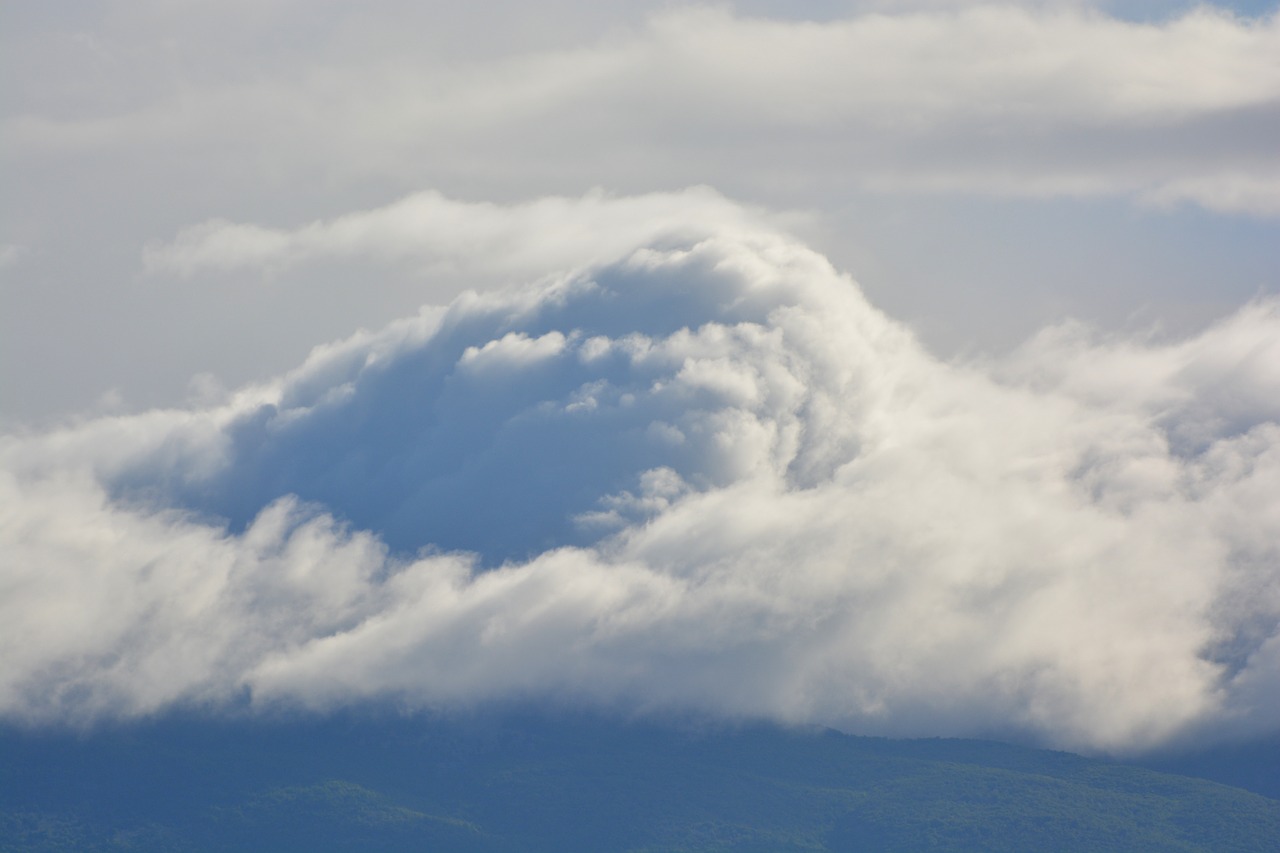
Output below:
[4,193,1279,755]
[7,3,1279,430]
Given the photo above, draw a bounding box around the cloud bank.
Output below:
[7,3,1280,213]
[4,190,1280,754]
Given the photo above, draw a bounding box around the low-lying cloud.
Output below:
[4,193,1279,754]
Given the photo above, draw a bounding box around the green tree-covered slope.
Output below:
[2,714,1275,852]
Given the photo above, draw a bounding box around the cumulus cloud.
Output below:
[9,3,1280,429]
[4,194,1280,754]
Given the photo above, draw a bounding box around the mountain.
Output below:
[2,712,1276,853]
[1132,735,1280,801]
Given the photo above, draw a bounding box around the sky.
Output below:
[2,0,1279,755]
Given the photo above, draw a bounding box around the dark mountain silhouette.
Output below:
[2,711,1276,852]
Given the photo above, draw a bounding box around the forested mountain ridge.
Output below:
[3,713,1276,853]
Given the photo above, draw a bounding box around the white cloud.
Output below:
[639,5,1280,123]
[7,4,1280,214]
[1139,166,1280,216]
[4,197,1280,753]
[8,3,1280,429]
[142,187,792,278]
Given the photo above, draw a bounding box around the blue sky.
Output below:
[1,1,1278,755]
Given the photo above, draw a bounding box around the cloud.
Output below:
[1138,166,1280,216]
[9,3,1279,430]
[6,4,1279,214]
[641,5,1280,123]
[4,193,1280,754]
[0,244,22,270]
[142,187,793,278]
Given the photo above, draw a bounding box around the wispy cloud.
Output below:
[8,4,1279,214]
[5,192,1279,753]
[142,187,793,278]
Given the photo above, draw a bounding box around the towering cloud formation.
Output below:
[3,193,1279,754]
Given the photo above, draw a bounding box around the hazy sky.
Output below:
[2,1,1278,754]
